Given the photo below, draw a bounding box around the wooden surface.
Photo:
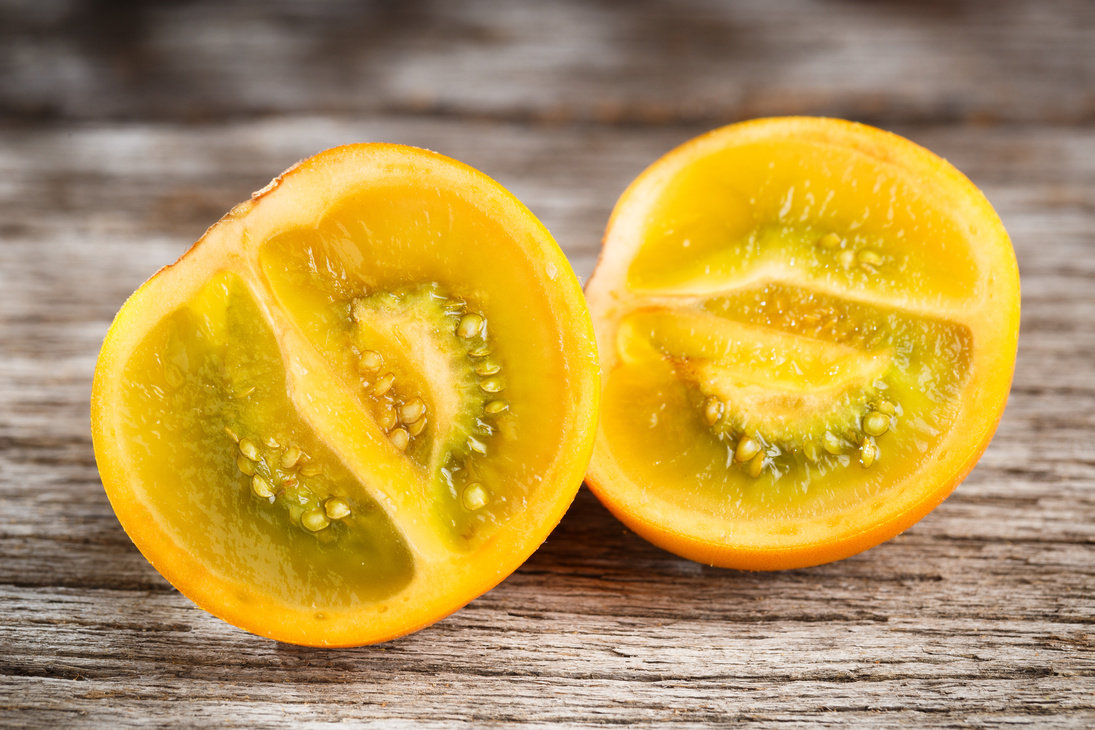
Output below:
[2,1,1094,726]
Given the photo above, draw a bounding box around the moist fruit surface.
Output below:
[584,117,1019,570]
[92,144,599,646]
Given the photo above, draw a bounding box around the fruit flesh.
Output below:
[121,273,415,606]
[92,144,600,645]
[257,189,574,549]
[604,282,973,519]
[585,118,1019,569]
[625,138,978,303]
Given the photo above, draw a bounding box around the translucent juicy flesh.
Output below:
[602,137,979,522]
[348,285,496,471]
[626,138,979,302]
[257,183,573,546]
[120,273,414,608]
[604,282,972,520]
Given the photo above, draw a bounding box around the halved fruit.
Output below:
[584,117,1019,570]
[91,144,599,646]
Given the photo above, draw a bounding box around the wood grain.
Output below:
[2,117,1094,726]
[3,0,1095,126]
[2,0,1095,726]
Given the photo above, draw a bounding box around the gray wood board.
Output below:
[4,0,1095,126]
[1,116,1093,726]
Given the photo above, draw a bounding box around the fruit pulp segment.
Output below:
[601,282,972,520]
[619,308,890,393]
[625,139,979,302]
[119,272,414,608]
[257,184,574,549]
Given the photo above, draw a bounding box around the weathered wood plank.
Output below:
[2,476,1094,724]
[2,117,1094,726]
[3,0,1095,126]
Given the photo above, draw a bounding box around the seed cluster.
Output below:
[701,394,899,479]
[818,232,886,274]
[351,284,513,513]
[806,397,897,469]
[356,344,430,453]
[694,283,945,486]
[450,308,512,499]
[225,425,351,534]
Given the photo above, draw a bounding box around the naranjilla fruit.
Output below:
[584,117,1020,570]
[92,145,599,646]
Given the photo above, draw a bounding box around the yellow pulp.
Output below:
[118,180,583,605]
[121,273,414,608]
[602,135,978,523]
